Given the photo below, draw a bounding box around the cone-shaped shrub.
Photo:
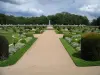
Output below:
[25,32,34,37]
[81,32,100,61]
[0,35,9,60]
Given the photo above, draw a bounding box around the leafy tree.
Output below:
[91,17,100,26]
[0,12,89,25]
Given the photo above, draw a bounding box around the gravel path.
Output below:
[0,29,100,75]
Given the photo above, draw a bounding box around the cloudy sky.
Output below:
[0,0,100,20]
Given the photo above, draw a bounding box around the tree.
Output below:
[0,12,89,25]
[91,17,100,26]
[91,19,97,26]
[97,17,100,26]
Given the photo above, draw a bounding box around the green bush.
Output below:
[72,38,80,43]
[0,35,9,60]
[12,27,17,33]
[35,29,40,34]
[20,39,26,44]
[56,27,60,31]
[81,32,100,61]
[25,32,34,37]
[19,31,23,35]
[63,33,72,38]
[13,38,19,46]
[58,30,63,34]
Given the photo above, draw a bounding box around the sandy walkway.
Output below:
[0,29,100,75]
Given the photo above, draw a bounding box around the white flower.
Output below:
[76,47,81,51]
[71,42,80,48]
[65,37,72,43]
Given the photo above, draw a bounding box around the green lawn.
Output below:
[0,31,21,44]
[0,38,37,67]
[60,38,100,67]
[0,32,13,44]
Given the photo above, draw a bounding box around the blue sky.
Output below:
[0,0,100,20]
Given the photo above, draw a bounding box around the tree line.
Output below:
[91,17,100,26]
[0,12,90,25]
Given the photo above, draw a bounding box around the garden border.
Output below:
[0,37,37,67]
[60,38,100,67]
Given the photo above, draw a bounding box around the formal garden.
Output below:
[0,25,46,66]
[1,25,100,67]
[53,25,100,66]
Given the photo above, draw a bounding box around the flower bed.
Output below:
[0,37,37,67]
[58,26,100,66]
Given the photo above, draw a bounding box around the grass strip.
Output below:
[60,38,100,67]
[0,38,37,67]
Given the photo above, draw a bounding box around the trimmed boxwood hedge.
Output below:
[81,32,100,61]
[0,35,9,60]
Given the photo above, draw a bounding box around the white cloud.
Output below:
[79,4,98,12]
[0,0,100,20]
[79,4,100,18]
[0,1,44,16]
[0,0,31,4]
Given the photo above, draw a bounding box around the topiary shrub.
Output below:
[20,39,26,44]
[63,33,72,38]
[72,38,80,43]
[81,32,100,61]
[0,35,9,60]
[12,27,17,33]
[35,28,41,34]
[19,31,23,36]
[25,32,34,37]
[13,38,19,47]
[58,30,62,34]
